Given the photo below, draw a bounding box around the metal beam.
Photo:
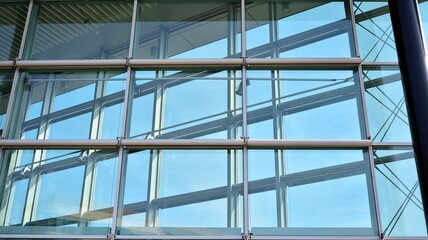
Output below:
[388,0,428,230]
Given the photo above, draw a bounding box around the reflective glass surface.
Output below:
[135,1,240,59]
[11,70,127,140]
[0,70,14,134]
[249,149,376,235]
[421,1,428,50]
[363,67,411,142]
[247,69,363,139]
[26,1,132,60]
[0,149,117,235]
[118,149,242,234]
[0,3,27,60]
[129,70,241,139]
[354,1,397,62]
[246,0,355,58]
[373,148,427,236]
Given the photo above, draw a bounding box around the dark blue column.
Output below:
[388,0,428,229]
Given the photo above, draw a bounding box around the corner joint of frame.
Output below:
[241,56,248,67]
[107,233,116,240]
[242,232,252,240]
[241,136,249,146]
[117,136,124,148]
[13,58,21,68]
[126,57,133,68]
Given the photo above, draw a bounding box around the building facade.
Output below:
[0,0,427,239]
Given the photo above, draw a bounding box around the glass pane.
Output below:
[159,199,227,227]
[421,1,428,50]
[246,0,354,58]
[0,3,28,60]
[373,148,427,236]
[247,69,363,139]
[13,71,126,140]
[129,70,241,139]
[34,166,85,221]
[354,1,397,62]
[363,67,411,142]
[249,149,376,235]
[0,149,116,235]
[135,1,240,59]
[0,70,14,134]
[118,149,242,234]
[27,1,132,60]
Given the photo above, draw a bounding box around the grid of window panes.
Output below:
[0,0,426,239]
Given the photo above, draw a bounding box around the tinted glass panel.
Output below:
[0,3,28,60]
[373,148,427,236]
[135,1,240,59]
[247,69,363,139]
[27,1,132,60]
[0,149,116,235]
[129,70,241,139]
[249,149,376,235]
[246,0,354,58]
[12,71,126,140]
[363,67,411,142]
[354,1,397,62]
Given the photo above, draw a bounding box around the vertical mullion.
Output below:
[348,0,361,58]
[145,22,168,227]
[268,2,286,228]
[18,0,35,60]
[79,74,105,227]
[240,0,249,236]
[110,0,139,233]
[345,0,359,58]
[356,66,371,140]
[227,3,239,228]
[368,146,383,236]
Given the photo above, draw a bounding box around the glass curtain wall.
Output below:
[0,0,426,239]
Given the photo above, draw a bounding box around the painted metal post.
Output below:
[388,0,428,230]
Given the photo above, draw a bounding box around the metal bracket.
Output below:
[241,136,249,146]
[13,58,20,68]
[125,57,132,68]
[107,233,116,240]
[241,56,248,67]
[117,136,124,148]
[242,233,252,240]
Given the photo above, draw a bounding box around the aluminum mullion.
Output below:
[110,147,126,235]
[245,58,362,67]
[226,3,239,229]
[10,58,368,69]
[0,139,376,149]
[354,67,371,140]
[115,235,243,240]
[0,234,108,239]
[0,61,14,68]
[17,0,34,60]
[240,0,249,236]
[128,0,139,59]
[368,146,384,236]
[16,59,127,68]
[348,0,361,58]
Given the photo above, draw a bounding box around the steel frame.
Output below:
[0,0,426,239]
